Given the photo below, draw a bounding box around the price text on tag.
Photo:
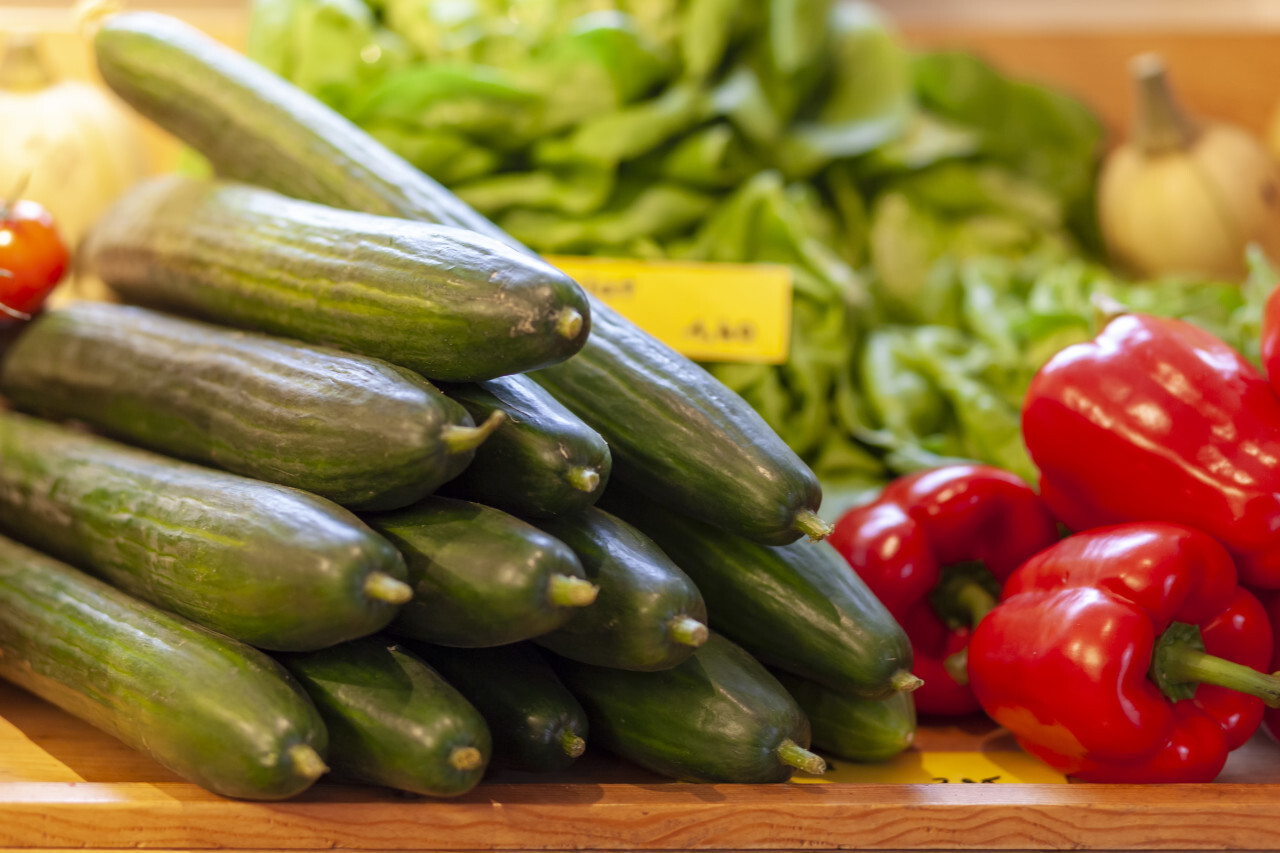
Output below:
[545,256,793,365]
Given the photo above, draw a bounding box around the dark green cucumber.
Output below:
[532,507,708,672]
[0,534,329,800]
[0,302,502,511]
[366,497,597,647]
[83,175,589,383]
[277,637,490,797]
[92,11,829,545]
[0,411,411,652]
[437,374,611,518]
[771,669,917,763]
[552,632,825,783]
[407,641,588,774]
[599,487,915,700]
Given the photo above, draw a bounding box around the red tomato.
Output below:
[0,199,69,321]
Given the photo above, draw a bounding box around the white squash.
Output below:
[0,32,146,304]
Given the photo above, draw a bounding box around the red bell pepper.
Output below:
[1022,312,1280,590]
[828,464,1060,716]
[968,522,1279,783]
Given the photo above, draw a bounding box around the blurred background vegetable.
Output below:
[246,0,1276,516]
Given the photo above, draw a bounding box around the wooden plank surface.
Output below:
[6,679,1280,851]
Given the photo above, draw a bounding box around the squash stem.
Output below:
[890,669,924,694]
[566,466,601,494]
[1130,53,1199,154]
[449,746,485,772]
[442,410,507,454]
[555,307,585,340]
[776,738,826,776]
[793,509,833,542]
[288,744,329,780]
[364,572,413,605]
[560,730,587,759]
[667,615,709,648]
[547,574,599,608]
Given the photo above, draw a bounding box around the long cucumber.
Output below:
[0,533,329,800]
[0,411,411,652]
[83,175,590,383]
[278,638,491,797]
[551,632,826,783]
[365,497,598,647]
[407,641,589,774]
[92,11,829,545]
[0,302,499,511]
[600,486,917,700]
[532,507,709,672]
[438,374,611,519]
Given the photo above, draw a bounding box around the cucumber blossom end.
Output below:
[547,573,599,607]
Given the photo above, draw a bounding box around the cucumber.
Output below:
[365,497,597,647]
[0,534,329,800]
[0,302,501,511]
[599,487,916,700]
[277,637,491,797]
[0,411,411,652]
[92,11,829,546]
[407,641,588,774]
[771,670,917,763]
[552,632,825,783]
[532,507,708,672]
[437,374,611,518]
[83,175,589,383]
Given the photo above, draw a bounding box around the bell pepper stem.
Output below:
[1160,643,1280,708]
[934,572,1000,687]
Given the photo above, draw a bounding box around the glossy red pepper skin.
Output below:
[1023,312,1280,590]
[968,522,1272,783]
[828,465,1059,716]
[0,199,68,321]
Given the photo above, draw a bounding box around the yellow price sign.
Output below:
[545,256,793,365]
[790,750,1068,785]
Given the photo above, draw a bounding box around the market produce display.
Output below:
[6,0,1280,810]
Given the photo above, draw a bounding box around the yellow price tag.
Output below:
[546,256,793,365]
[790,750,1068,785]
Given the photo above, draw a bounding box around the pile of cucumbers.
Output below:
[0,10,919,801]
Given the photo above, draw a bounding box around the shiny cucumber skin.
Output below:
[0,302,483,511]
[277,638,491,797]
[438,374,611,518]
[83,175,589,383]
[0,534,329,800]
[532,508,708,672]
[366,497,596,648]
[92,12,827,545]
[771,670,917,763]
[599,487,914,700]
[0,411,410,652]
[407,641,588,774]
[552,632,822,783]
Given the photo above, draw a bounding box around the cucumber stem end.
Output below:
[794,509,834,542]
[667,615,709,648]
[547,574,599,608]
[890,669,924,694]
[442,410,507,454]
[288,744,329,781]
[776,738,826,776]
[365,572,414,605]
